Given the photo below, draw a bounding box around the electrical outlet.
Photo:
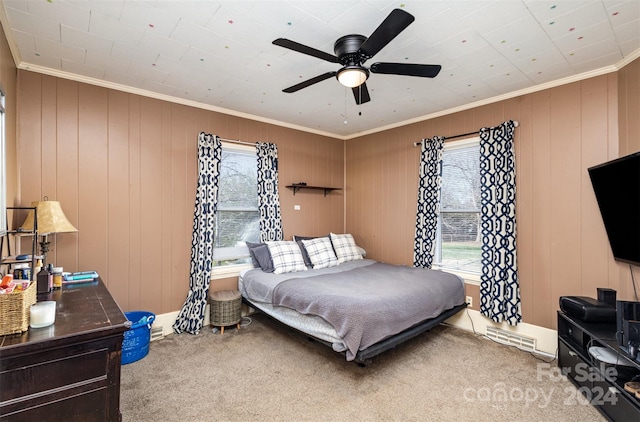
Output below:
[465,296,473,307]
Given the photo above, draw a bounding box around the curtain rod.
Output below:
[218,137,257,147]
[412,120,519,146]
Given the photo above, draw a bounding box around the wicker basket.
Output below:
[0,281,37,336]
[209,290,242,331]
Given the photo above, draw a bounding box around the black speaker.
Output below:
[616,300,640,347]
[597,288,616,308]
[560,296,616,322]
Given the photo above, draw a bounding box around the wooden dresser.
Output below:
[0,279,128,421]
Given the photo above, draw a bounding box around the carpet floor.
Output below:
[120,312,606,421]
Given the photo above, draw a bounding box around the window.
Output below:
[212,143,260,269]
[434,137,481,274]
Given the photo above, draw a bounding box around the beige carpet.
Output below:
[120,312,605,422]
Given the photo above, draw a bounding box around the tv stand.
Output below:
[558,311,640,421]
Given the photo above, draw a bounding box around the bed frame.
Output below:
[243,297,467,366]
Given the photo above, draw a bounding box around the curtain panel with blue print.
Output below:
[256,142,284,242]
[173,133,222,334]
[413,136,445,268]
[479,120,521,325]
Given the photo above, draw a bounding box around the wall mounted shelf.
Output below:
[286,184,341,197]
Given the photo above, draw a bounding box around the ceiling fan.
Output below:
[273,8,441,105]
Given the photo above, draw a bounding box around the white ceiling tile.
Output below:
[65,0,126,20]
[104,69,145,88]
[110,40,158,63]
[128,61,170,82]
[291,0,360,25]
[89,9,144,45]
[61,59,104,79]
[138,31,190,61]
[149,0,219,27]
[9,29,36,52]
[614,18,640,47]
[433,28,491,60]
[604,0,640,26]
[2,0,28,13]
[61,24,113,53]
[620,36,640,56]
[481,15,548,49]
[459,0,531,33]
[23,0,91,32]
[23,54,62,70]
[564,37,623,64]
[4,7,60,41]
[202,5,282,49]
[34,36,86,63]
[85,50,130,74]
[119,1,181,37]
[524,0,589,23]
[569,50,624,72]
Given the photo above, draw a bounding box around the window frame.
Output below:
[210,141,259,278]
[431,136,481,283]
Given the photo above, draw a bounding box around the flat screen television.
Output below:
[588,152,640,266]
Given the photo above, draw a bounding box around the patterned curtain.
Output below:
[173,133,222,334]
[413,136,445,268]
[479,120,521,325]
[256,142,284,242]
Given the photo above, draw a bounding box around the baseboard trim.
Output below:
[151,304,211,340]
[151,306,558,358]
[445,308,558,358]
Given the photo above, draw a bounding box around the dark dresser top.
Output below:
[0,278,127,354]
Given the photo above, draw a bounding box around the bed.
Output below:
[239,234,467,365]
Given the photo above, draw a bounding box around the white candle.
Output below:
[30,301,56,328]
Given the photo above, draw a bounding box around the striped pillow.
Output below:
[330,233,363,263]
[266,241,307,274]
[301,237,339,269]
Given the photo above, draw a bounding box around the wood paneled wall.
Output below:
[0,20,17,214]
[346,67,639,330]
[16,71,344,314]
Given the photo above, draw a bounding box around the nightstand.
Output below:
[209,290,242,334]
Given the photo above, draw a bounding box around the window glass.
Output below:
[435,138,481,273]
[213,144,259,267]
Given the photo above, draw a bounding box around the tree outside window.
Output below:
[213,146,260,267]
[435,139,481,273]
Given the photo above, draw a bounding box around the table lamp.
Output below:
[20,199,77,265]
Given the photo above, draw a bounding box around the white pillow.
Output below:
[302,237,339,269]
[330,233,363,263]
[266,241,307,274]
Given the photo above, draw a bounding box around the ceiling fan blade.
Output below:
[283,72,337,93]
[359,9,415,60]
[370,62,442,78]
[273,38,338,63]
[352,83,371,105]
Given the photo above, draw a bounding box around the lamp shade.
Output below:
[337,67,368,88]
[21,200,77,234]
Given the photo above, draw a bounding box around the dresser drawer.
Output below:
[0,337,114,402]
[592,378,640,420]
[558,339,591,388]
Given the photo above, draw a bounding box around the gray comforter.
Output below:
[271,262,465,361]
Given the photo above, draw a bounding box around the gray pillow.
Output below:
[293,235,329,267]
[246,242,274,272]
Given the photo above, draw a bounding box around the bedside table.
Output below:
[209,290,242,334]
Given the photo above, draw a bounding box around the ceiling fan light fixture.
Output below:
[337,66,369,88]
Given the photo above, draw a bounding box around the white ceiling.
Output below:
[1,0,639,139]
